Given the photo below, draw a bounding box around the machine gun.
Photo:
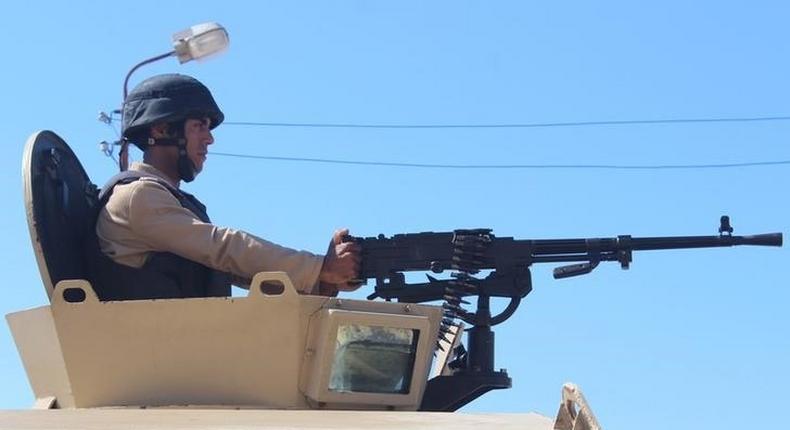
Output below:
[345,216,782,411]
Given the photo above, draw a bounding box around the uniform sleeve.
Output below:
[121,180,324,294]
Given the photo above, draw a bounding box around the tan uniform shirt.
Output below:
[96,162,324,294]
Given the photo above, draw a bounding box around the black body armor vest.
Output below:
[86,171,231,301]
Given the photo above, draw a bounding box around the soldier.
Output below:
[89,74,360,300]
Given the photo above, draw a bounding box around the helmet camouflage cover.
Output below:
[122,74,224,149]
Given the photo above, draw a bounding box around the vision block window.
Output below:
[329,325,420,394]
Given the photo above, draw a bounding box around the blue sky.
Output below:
[1,2,788,429]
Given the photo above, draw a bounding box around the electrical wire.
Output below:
[210,152,790,170]
[216,115,790,169]
[111,114,790,130]
[223,115,790,129]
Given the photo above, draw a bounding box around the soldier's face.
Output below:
[184,117,214,173]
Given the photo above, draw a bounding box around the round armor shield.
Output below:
[22,130,98,300]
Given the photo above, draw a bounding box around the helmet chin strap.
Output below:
[147,137,197,183]
[177,146,197,183]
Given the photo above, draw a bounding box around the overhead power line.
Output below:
[111,114,790,129]
[213,114,790,170]
[211,152,790,170]
[224,115,790,129]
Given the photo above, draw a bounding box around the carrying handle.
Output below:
[51,279,100,306]
[247,271,299,302]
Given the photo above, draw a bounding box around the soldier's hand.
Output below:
[319,228,361,293]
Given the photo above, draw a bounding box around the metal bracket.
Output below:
[553,383,602,430]
[419,370,511,412]
[32,396,57,410]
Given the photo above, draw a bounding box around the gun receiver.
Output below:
[345,216,782,411]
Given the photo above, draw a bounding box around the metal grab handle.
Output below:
[247,271,299,301]
[51,280,100,305]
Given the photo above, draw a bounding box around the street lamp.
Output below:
[122,22,230,99]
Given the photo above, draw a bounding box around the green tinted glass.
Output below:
[329,325,420,394]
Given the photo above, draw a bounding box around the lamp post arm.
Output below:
[122,51,176,100]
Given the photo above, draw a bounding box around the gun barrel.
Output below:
[737,233,783,247]
[525,232,783,256]
[626,233,783,251]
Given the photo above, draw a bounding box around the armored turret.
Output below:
[4,130,590,430]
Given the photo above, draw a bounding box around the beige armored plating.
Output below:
[5,274,596,429]
[4,273,596,429]
[7,272,442,411]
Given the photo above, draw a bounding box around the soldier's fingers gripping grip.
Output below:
[335,241,361,260]
[319,228,362,287]
[335,227,360,256]
[339,232,365,286]
[335,228,362,271]
[332,228,349,245]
